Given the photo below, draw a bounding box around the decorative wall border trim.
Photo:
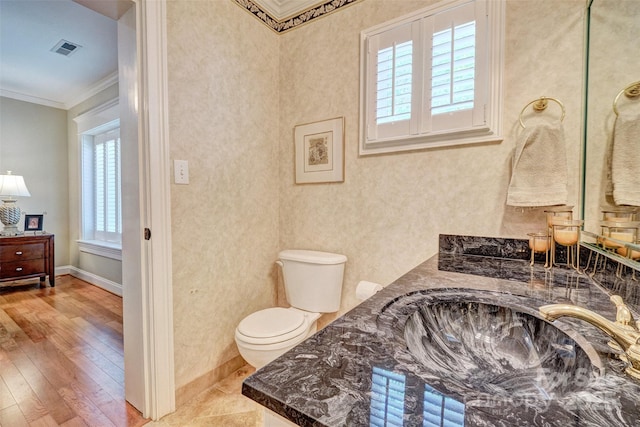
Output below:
[234,0,362,33]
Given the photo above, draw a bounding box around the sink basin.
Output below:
[372,288,606,404]
[403,296,602,399]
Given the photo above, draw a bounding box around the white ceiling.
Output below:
[0,0,323,110]
[0,0,122,109]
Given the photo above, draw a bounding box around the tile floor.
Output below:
[149,365,264,427]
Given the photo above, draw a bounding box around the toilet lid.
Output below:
[238,307,305,339]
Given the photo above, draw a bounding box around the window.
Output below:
[360,0,504,155]
[74,99,122,259]
[82,125,122,243]
[431,21,476,116]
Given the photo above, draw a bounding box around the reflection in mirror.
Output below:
[581,0,640,269]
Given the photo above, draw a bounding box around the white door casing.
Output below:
[121,0,175,420]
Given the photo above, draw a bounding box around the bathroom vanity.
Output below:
[242,235,640,426]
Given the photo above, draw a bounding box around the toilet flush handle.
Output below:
[275,260,283,268]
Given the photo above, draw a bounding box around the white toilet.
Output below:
[234,249,347,369]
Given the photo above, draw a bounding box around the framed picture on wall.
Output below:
[24,214,44,232]
[294,117,345,184]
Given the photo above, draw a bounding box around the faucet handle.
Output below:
[610,295,638,331]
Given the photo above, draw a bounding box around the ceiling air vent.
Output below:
[51,39,82,57]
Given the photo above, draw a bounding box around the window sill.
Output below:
[77,240,122,261]
[360,128,503,156]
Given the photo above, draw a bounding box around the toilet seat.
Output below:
[236,307,308,345]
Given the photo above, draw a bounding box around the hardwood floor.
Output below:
[0,275,147,427]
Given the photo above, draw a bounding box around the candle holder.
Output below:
[599,221,639,251]
[616,241,640,260]
[544,206,573,262]
[544,206,574,230]
[550,219,583,270]
[601,206,637,222]
[527,232,550,267]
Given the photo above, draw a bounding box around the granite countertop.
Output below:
[242,238,640,426]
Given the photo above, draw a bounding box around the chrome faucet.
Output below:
[539,295,640,380]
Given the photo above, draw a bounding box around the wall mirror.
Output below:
[581,0,640,269]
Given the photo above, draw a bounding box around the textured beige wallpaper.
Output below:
[278,0,585,313]
[166,0,586,392]
[166,0,280,389]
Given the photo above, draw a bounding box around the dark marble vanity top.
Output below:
[242,236,640,426]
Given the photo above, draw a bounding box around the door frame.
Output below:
[132,0,175,419]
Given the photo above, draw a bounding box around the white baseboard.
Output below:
[56,265,123,296]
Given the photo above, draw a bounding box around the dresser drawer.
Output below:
[0,259,46,279]
[0,234,54,287]
[0,243,44,262]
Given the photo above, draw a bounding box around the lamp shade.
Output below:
[0,171,31,198]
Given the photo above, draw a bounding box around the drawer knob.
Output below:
[15,251,23,255]
[15,267,23,271]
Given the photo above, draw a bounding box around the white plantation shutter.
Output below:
[95,141,105,233]
[376,40,413,124]
[430,21,476,116]
[366,20,421,141]
[81,124,122,245]
[360,0,503,155]
[425,0,487,133]
[93,128,122,242]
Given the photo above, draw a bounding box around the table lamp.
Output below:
[0,171,31,236]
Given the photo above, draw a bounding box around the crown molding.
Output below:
[0,89,66,110]
[235,0,361,33]
[0,71,118,111]
[65,71,119,110]
[256,0,323,20]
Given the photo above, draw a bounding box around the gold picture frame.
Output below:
[294,117,344,184]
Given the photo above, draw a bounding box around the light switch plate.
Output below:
[174,160,189,184]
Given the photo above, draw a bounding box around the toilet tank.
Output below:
[278,250,347,313]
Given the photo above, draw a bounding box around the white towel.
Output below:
[507,121,568,207]
[611,112,640,206]
[605,133,614,199]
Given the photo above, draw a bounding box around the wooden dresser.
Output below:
[0,234,55,287]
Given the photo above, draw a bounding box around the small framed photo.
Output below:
[24,214,44,232]
[294,117,344,184]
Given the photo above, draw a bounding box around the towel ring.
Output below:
[613,81,640,116]
[519,96,566,128]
